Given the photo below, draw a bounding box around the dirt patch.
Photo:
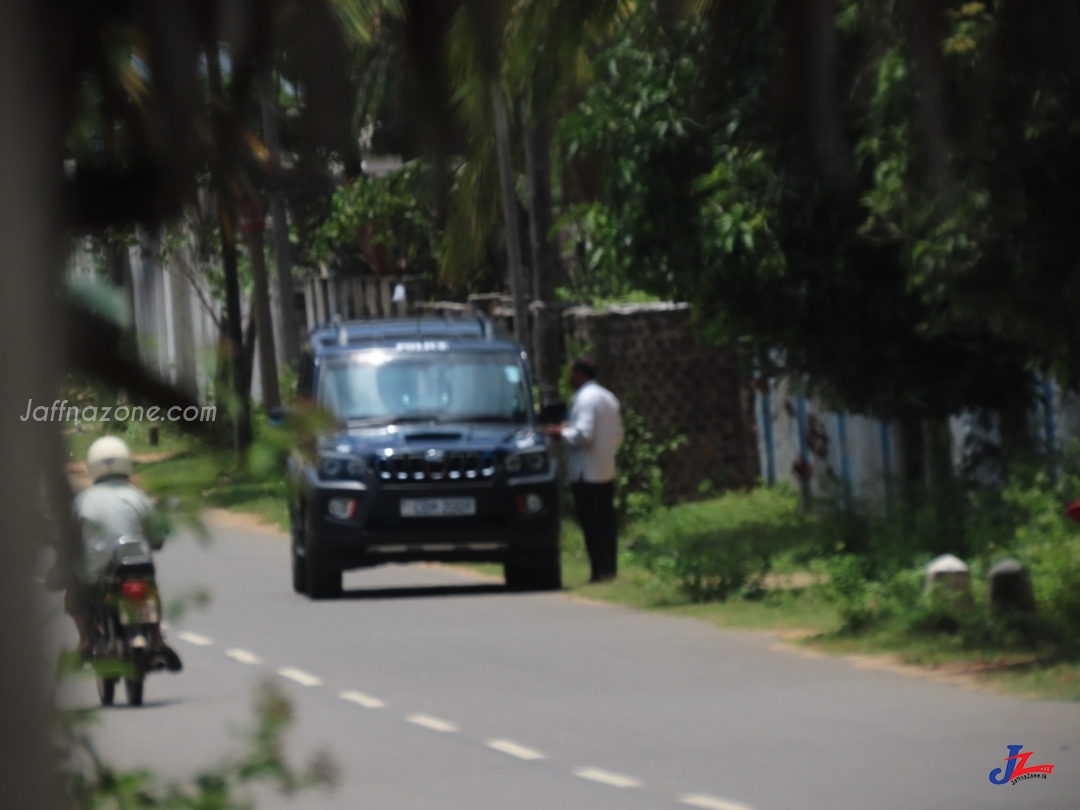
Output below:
[761,571,822,590]
[132,451,175,464]
[67,452,177,492]
[202,508,287,538]
[768,640,1041,692]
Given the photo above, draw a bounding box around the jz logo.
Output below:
[989,745,1055,785]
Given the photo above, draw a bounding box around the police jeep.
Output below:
[286,316,561,599]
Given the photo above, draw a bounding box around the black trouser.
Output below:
[571,481,618,581]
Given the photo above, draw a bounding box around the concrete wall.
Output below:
[754,377,901,505]
[562,303,759,498]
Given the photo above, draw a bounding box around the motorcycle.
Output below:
[90,535,167,706]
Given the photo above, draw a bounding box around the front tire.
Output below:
[505,546,562,591]
[306,553,342,600]
[292,541,308,595]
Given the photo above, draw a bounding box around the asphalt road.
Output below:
[50,521,1080,810]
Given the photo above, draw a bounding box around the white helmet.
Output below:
[87,435,133,482]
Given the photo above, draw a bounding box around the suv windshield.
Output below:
[320,351,530,425]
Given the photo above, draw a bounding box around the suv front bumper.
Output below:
[303,474,560,570]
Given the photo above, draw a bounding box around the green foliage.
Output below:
[808,447,1080,653]
[811,555,923,634]
[556,0,1065,424]
[625,440,1080,661]
[314,161,440,277]
[631,486,809,601]
[63,680,337,808]
[614,396,686,524]
[557,8,714,301]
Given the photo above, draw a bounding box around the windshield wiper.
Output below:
[439,414,526,424]
[345,413,441,426]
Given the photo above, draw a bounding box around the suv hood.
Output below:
[320,423,544,455]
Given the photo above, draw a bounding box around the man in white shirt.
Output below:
[547,358,624,582]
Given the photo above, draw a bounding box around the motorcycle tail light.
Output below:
[121,580,149,601]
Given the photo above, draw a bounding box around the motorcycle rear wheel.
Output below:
[97,677,117,706]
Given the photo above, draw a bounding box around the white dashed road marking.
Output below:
[679,795,754,810]
[176,631,213,646]
[405,714,459,733]
[168,635,728,806]
[339,690,386,709]
[486,739,545,760]
[224,648,262,665]
[278,667,322,687]
[573,767,642,788]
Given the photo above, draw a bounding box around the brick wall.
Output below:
[562,303,758,498]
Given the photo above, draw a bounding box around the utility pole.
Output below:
[241,198,281,410]
[491,82,528,344]
[522,101,561,405]
[260,76,300,367]
[206,42,252,453]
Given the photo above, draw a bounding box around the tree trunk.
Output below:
[207,43,252,454]
[243,303,258,398]
[491,82,529,345]
[898,416,926,508]
[260,77,300,368]
[244,219,281,410]
[0,3,68,808]
[169,265,198,395]
[925,416,954,495]
[999,390,1033,473]
[522,105,563,405]
[107,237,137,330]
[137,228,166,375]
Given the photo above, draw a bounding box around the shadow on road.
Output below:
[340,583,514,600]
[98,698,186,710]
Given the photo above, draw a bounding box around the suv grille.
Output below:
[375,451,498,484]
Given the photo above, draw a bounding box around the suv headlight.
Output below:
[318,455,366,481]
[505,450,548,475]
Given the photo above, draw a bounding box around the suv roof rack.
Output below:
[313,314,506,347]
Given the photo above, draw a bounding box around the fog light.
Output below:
[327,497,357,520]
[524,494,543,514]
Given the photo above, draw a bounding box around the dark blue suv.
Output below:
[287,316,561,598]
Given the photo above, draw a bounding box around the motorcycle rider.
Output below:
[67,435,181,671]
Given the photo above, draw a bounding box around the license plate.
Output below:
[119,600,160,625]
[400,497,476,518]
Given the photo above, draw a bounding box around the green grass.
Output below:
[134,450,289,532]
[66,421,191,464]
[461,492,1080,701]
[464,516,841,635]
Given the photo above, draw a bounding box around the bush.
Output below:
[632,485,809,601]
[1001,467,1080,654]
[614,398,686,525]
[811,449,1080,654]
[811,556,923,634]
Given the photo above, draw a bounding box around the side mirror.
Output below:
[537,401,567,425]
[268,406,288,428]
